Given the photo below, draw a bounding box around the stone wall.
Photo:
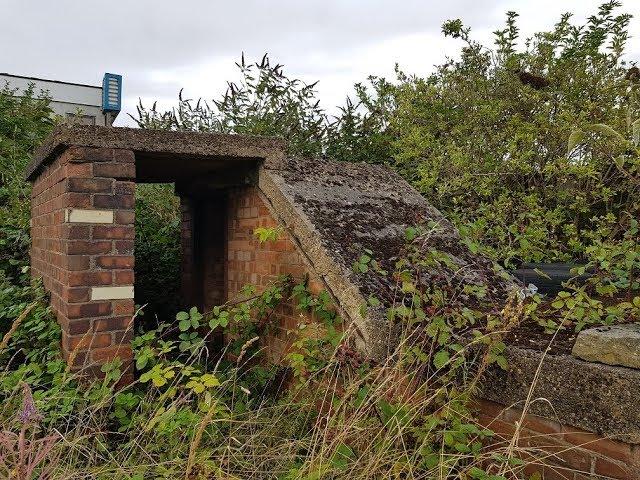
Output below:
[476,399,638,479]
[30,146,136,378]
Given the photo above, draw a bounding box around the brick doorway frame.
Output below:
[26,125,285,380]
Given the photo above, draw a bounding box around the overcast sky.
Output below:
[3,1,639,126]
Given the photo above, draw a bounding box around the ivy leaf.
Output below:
[589,123,626,142]
[176,311,189,321]
[178,319,191,331]
[186,380,205,394]
[496,355,508,370]
[331,443,355,470]
[201,374,220,387]
[152,375,167,387]
[189,307,203,322]
[405,226,418,241]
[136,356,148,370]
[367,295,381,307]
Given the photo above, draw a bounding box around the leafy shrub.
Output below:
[369,2,639,267]
[0,84,53,281]
[1,235,522,479]
[1,3,639,478]
[134,2,640,273]
[133,54,327,157]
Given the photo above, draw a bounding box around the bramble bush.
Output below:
[135,1,639,271]
[0,84,53,282]
[388,3,639,268]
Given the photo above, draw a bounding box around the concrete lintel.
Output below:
[26,125,286,181]
[480,345,640,443]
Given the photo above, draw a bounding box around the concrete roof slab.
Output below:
[26,125,285,181]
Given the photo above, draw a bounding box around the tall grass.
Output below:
[0,290,552,480]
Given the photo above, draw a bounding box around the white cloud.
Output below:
[1,0,637,127]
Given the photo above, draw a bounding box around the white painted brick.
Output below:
[90,285,134,301]
[65,209,114,224]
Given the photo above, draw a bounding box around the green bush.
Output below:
[357,1,640,267]
[0,3,638,478]
[0,84,53,281]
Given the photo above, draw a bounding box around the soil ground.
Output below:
[505,318,579,355]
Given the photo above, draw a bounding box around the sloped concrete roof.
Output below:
[259,157,517,359]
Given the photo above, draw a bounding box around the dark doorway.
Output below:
[190,193,228,313]
[134,183,182,329]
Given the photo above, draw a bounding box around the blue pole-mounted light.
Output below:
[102,73,122,113]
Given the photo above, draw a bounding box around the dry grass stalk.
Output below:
[0,302,37,353]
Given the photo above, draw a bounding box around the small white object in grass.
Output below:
[517,283,538,299]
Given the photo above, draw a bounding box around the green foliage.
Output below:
[324,76,396,164]
[133,3,640,272]
[0,84,53,280]
[253,225,283,243]
[0,226,520,478]
[133,54,327,157]
[0,279,59,365]
[384,2,639,267]
[1,4,639,479]
[0,84,59,380]
[531,216,640,332]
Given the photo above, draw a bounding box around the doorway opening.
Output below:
[134,183,182,330]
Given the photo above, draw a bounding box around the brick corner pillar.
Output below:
[30,146,136,380]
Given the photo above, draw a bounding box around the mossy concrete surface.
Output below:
[260,156,518,359]
[481,345,640,443]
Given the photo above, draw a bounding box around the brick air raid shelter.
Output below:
[26,125,640,478]
[26,124,443,374]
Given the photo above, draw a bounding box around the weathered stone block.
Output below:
[90,285,135,301]
[65,208,114,224]
[572,324,640,369]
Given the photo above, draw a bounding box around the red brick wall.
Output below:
[180,194,227,311]
[476,399,639,479]
[180,196,197,307]
[199,196,227,310]
[30,146,136,377]
[226,186,324,361]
